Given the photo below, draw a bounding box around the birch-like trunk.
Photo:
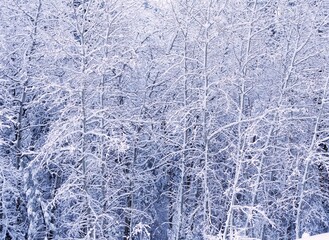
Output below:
[295,77,329,239]
[222,1,257,238]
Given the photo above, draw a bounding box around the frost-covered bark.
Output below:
[0,0,50,238]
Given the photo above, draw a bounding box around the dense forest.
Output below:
[0,0,329,239]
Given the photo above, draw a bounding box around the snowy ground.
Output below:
[300,233,329,240]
